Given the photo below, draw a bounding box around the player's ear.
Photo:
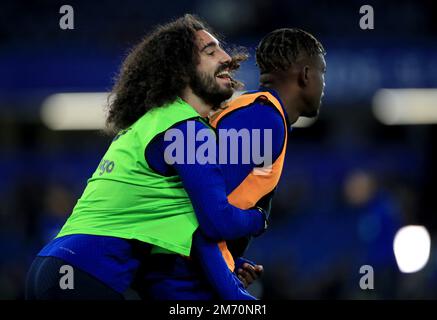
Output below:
[297,65,310,88]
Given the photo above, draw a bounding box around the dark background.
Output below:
[1,0,437,299]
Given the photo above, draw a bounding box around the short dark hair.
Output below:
[106,14,208,133]
[256,28,325,74]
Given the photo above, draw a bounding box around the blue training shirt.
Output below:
[37,107,269,295]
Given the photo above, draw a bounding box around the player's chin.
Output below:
[303,105,320,118]
[216,81,234,96]
[311,100,323,116]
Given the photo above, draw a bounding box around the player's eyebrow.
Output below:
[200,41,218,52]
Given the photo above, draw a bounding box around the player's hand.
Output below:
[237,263,264,288]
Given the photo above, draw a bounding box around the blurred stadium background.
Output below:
[1,0,437,299]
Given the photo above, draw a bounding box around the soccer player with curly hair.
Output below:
[25,14,266,300]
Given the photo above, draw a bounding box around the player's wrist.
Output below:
[254,206,269,236]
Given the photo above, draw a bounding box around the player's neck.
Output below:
[280,93,302,125]
[260,79,301,124]
[180,86,212,118]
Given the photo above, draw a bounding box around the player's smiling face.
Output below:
[189,30,235,106]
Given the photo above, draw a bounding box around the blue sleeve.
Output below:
[234,256,256,271]
[192,230,256,300]
[145,119,265,241]
[216,101,286,192]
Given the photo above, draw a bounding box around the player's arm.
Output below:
[145,119,267,241]
[227,189,275,257]
[192,229,256,300]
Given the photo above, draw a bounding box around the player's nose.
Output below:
[218,48,231,64]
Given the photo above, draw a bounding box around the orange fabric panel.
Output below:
[217,241,235,271]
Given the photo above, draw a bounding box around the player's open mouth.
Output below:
[215,70,232,84]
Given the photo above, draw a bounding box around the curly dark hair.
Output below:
[256,28,325,74]
[106,14,247,133]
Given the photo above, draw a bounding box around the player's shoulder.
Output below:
[218,94,284,132]
[229,91,283,120]
[238,89,279,104]
[169,116,210,132]
[224,90,281,117]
